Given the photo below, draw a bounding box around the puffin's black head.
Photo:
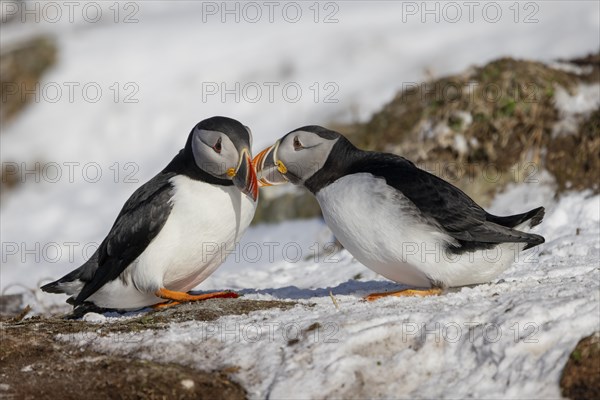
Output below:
[186,116,258,201]
[252,125,343,186]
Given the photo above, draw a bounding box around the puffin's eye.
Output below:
[293,136,303,151]
[213,138,222,154]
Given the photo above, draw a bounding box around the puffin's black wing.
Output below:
[72,171,176,305]
[351,153,544,253]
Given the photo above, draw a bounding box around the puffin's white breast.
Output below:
[88,176,256,309]
[315,173,522,288]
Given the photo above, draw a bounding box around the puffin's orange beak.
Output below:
[252,146,275,187]
[230,148,258,201]
[252,142,289,187]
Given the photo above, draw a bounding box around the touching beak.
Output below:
[229,148,259,201]
[252,141,289,187]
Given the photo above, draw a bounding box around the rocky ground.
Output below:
[1,299,295,399]
[2,297,597,399]
[560,333,600,400]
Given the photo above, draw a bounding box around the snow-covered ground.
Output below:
[59,182,600,399]
[1,3,599,397]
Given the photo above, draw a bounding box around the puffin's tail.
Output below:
[486,206,545,250]
[40,279,65,294]
[40,267,86,301]
[486,206,545,229]
[41,252,98,298]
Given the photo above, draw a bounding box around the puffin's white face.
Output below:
[192,128,242,179]
[190,118,258,201]
[253,128,339,186]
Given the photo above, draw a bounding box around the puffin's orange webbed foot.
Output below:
[364,288,443,301]
[152,300,181,310]
[155,288,239,303]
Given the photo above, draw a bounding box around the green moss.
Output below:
[448,115,463,131]
[499,99,517,116]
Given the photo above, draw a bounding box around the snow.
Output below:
[453,133,468,156]
[554,83,600,116]
[1,1,599,397]
[20,365,33,373]
[81,311,107,323]
[552,83,600,136]
[53,183,600,399]
[180,379,195,391]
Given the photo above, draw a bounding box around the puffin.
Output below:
[253,126,545,300]
[42,116,259,311]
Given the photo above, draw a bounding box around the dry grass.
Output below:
[348,55,600,205]
[0,36,57,125]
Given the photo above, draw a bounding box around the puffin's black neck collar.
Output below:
[304,137,362,194]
